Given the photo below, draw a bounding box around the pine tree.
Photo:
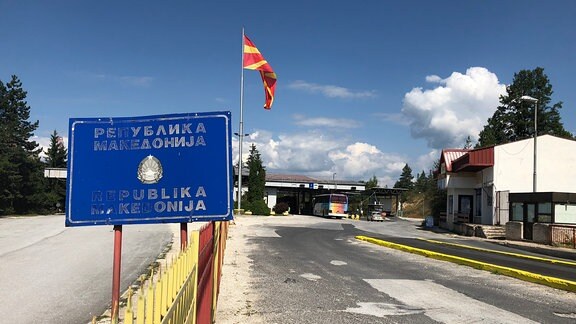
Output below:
[414,171,427,192]
[365,175,378,189]
[0,75,44,215]
[463,136,473,149]
[394,164,414,190]
[45,130,67,168]
[245,144,269,215]
[44,130,68,212]
[477,67,572,147]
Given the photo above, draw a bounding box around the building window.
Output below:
[448,195,453,214]
[527,204,536,223]
[555,204,576,224]
[438,178,446,190]
[511,203,523,221]
[537,202,552,223]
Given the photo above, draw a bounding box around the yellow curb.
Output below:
[418,238,576,267]
[356,235,576,293]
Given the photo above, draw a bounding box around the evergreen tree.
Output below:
[463,136,473,149]
[477,67,572,147]
[0,76,44,215]
[365,175,378,189]
[414,170,427,193]
[245,144,268,214]
[394,164,414,204]
[44,130,67,212]
[45,130,67,168]
[394,164,414,190]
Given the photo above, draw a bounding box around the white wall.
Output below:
[234,187,249,202]
[538,136,576,192]
[495,135,576,193]
[475,168,494,224]
[265,187,278,210]
[445,173,477,188]
[494,137,534,192]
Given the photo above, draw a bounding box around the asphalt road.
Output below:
[368,236,576,282]
[0,215,174,324]
[229,215,576,323]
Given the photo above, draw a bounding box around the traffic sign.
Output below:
[65,111,233,226]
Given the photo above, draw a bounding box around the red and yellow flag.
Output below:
[243,35,277,109]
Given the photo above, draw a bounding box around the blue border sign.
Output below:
[65,111,233,226]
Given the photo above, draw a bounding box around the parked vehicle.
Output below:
[367,211,386,222]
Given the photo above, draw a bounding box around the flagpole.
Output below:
[237,27,245,216]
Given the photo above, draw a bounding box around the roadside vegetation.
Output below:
[0,76,66,216]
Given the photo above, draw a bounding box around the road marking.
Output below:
[345,302,424,317]
[364,279,538,323]
[300,273,321,281]
[419,238,576,267]
[554,312,576,319]
[330,260,347,266]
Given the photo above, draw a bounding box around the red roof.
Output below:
[451,146,494,172]
[439,147,494,173]
[440,149,469,172]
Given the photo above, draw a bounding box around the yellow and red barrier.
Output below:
[122,221,229,324]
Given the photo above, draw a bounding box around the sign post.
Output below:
[111,225,122,322]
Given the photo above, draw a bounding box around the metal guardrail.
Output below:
[550,224,576,249]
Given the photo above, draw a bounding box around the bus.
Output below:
[312,194,349,219]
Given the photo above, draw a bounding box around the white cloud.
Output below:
[425,75,443,83]
[93,73,154,87]
[232,131,407,187]
[329,142,406,184]
[288,80,376,99]
[414,149,440,174]
[293,115,361,128]
[374,112,411,126]
[401,67,506,149]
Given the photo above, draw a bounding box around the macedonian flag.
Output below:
[243,35,277,109]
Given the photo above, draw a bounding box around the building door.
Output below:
[524,203,536,240]
[496,191,509,225]
[459,195,473,223]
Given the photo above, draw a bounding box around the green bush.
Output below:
[250,199,270,216]
[239,200,251,212]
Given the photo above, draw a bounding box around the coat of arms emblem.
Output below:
[137,155,163,184]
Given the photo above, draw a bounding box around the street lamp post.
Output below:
[234,132,250,213]
[332,172,337,191]
[519,95,538,193]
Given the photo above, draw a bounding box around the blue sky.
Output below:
[1,1,574,187]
